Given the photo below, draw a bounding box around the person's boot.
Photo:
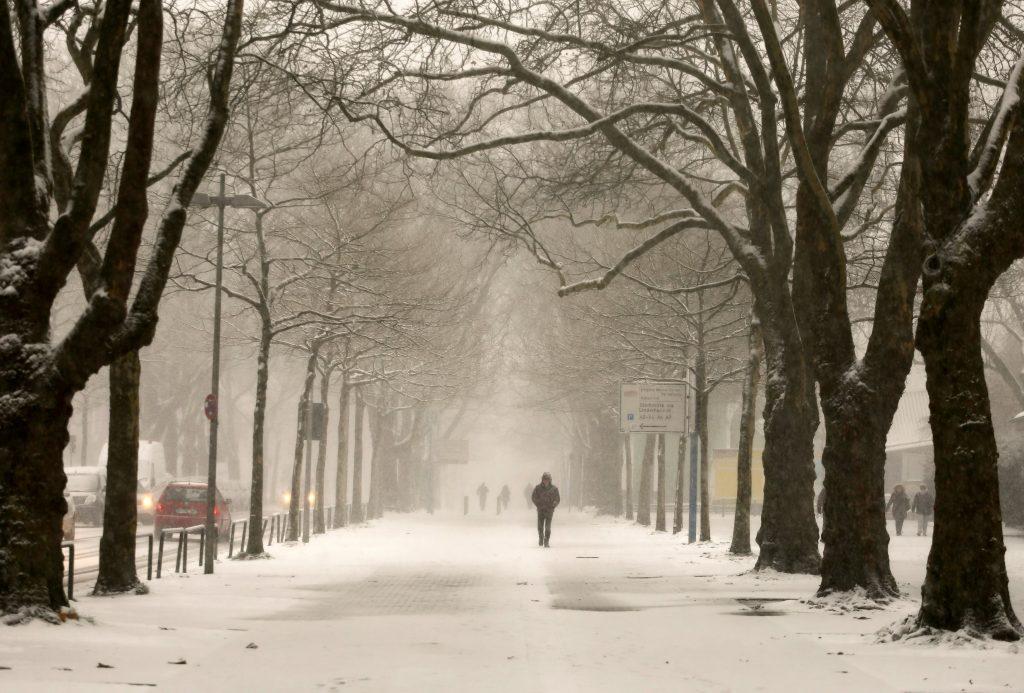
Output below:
[538,535,543,546]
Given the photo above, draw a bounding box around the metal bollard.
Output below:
[145,534,154,581]
[240,520,248,552]
[198,528,205,566]
[180,529,188,572]
[157,531,166,578]
[174,530,184,573]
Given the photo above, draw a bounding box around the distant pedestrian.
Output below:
[476,482,489,512]
[912,485,934,536]
[532,472,560,548]
[886,484,910,536]
[523,482,533,509]
[816,487,826,516]
[498,485,511,515]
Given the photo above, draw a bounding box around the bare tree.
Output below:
[867,0,1023,639]
[0,0,242,616]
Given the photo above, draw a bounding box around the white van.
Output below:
[64,466,107,525]
[96,440,170,487]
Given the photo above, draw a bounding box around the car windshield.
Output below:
[162,486,208,503]
[66,475,99,492]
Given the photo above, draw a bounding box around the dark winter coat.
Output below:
[912,490,934,516]
[887,491,910,518]
[532,483,560,512]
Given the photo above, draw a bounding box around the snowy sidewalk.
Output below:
[1,511,1022,692]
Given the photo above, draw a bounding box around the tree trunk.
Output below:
[286,353,316,541]
[915,291,1022,639]
[636,434,653,526]
[697,358,711,541]
[731,317,762,555]
[333,375,349,528]
[0,331,72,615]
[754,306,821,573]
[673,433,686,534]
[349,390,365,524]
[655,433,666,532]
[367,406,379,519]
[95,350,143,594]
[244,324,271,555]
[313,372,330,534]
[623,433,633,520]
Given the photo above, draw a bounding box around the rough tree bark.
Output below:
[94,351,143,593]
[333,373,349,528]
[636,434,653,526]
[673,434,686,535]
[753,301,821,573]
[349,389,365,524]
[696,349,711,541]
[286,351,317,541]
[313,370,331,534]
[730,315,762,555]
[244,320,272,555]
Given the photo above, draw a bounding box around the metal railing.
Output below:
[228,519,248,558]
[156,525,206,578]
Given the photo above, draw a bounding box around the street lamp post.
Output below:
[190,175,267,574]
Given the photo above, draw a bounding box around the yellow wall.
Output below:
[710,449,764,502]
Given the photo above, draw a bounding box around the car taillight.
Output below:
[213,506,220,516]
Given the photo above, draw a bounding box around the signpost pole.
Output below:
[204,173,226,575]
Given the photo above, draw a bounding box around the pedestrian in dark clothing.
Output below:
[523,482,533,509]
[532,472,560,547]
[886,485,911,536]
[498,485,511,515]
[816,487,825,515]
[912,485,934,536]
[476,482,489,512]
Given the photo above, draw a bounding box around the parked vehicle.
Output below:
[154,480,231,538]
[62,495,77,541]
[64,466,106,526]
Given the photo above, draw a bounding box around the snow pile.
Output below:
[801,586,904,614]
[877,614,1021,651]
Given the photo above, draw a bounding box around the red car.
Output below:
[154,481,232,538]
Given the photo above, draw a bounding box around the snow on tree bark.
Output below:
[0,0,242,616]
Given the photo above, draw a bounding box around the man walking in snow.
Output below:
[886,484,911,536]
[912,485,934,537]
[476,482,489,511]
[532,472,560,547]
[523,482,533,509]
[497,484,511,515]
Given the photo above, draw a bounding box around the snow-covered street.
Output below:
[2,511,1022,692]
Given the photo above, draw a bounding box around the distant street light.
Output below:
[189,173,268,574]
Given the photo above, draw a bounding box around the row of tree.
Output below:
[265,0,1024,639]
